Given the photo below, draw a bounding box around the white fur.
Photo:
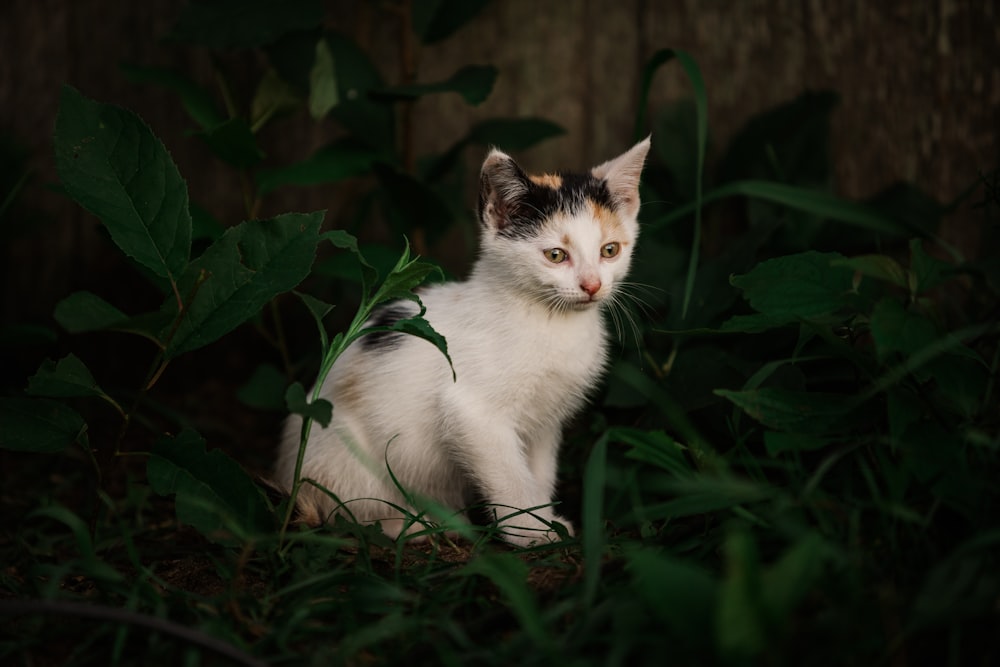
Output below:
[274,138,650,547]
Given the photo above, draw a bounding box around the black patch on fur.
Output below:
[489,171,615,239]
[360,302,414,352]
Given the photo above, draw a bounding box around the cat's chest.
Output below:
[450,304,607,413]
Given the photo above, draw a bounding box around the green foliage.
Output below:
[2,5,998,666]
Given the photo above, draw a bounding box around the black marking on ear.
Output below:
[360,302,416,352]
[493,172,615,240]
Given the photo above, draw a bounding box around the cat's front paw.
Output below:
[498,513,574,547]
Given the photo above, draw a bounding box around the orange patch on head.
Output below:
[589,200,624,238]
[529,173,563,189]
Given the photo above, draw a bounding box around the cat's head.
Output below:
[477,137,650,312]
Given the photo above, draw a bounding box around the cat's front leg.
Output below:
[449,410,569,547]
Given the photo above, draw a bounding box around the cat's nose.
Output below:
[580,278,602,297]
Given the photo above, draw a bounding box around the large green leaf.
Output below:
[54,86,191,286]
[728,251,855,319]
[169,0,323,48]
[0,397,87,453]
[715,387,857,434]
[147,429,275,543]
[164,211,324,358]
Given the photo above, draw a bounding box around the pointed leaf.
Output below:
[251,68,304,131]
[53,291,128,333]
[147,429,275,543]
[308,37,338,119]
[869,298,937,363]
[26,354,104,399]
[55,86,192,284]
[164,211,324,358]
[383,313,453,381]
[294,290,335,349]
[715,387,856,434]
[0,397,87,453]
[321,228,377,295]
[730,251,855,319]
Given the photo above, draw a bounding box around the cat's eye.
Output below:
[544,248,568,264]
[601,242,621,258]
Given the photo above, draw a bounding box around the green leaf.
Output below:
[256,140,381,195]
[761,533,827,625]
[164,211,324,358]
[147,429,275,543]
[53,291,128,333]
[53,291,169,345]
[237,363,288,411]
[715,527,767,659]
[54,86,192,286]
[868,298,937,363]
[909,237,953,294]
[763,431,835,455]
[294,290,335,349]
[729,251,855,319]
[616,427,692,478]
[321,229,377,296]
[626,548,716,643]
[371,245,442,306]
[638,476,776,520]
[412,0,491,44]
[169,0,324,48]
[308,37,339,119]
[0,397,87,453]
[831,254,908,289]
[285,382,332,428]
[633,49,707,319]
[582,432,608,607]
[653,179,913,237]
[26,354,104,399]
[462,553,549,647]
[250,68,304,131]
[372,313,454,381]
[464,118,565,149]
[715,387,857,434]
[376,65,497,105]
[120,64,224,130]
[197,117,265,169]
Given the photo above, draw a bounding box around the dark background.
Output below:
[1,0,996,328]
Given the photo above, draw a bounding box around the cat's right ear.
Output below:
[479,149,529,231]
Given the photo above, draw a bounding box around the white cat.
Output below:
[275,137,650,547]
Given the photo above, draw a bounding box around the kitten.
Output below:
[275,137,650,547]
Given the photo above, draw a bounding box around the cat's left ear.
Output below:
[590,136,651,219]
